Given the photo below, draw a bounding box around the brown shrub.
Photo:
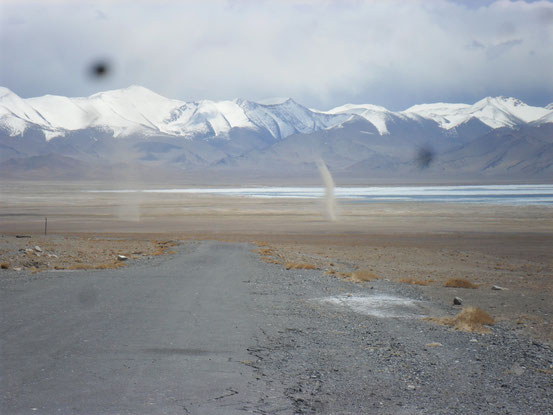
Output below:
[67,261,126,270]
[1,263,9,270]
[425,307,495,334]
[254,248,274,256]
[400,278,433,286]
[261,257,281,264]
[538,368,553,375]
[351,270,380,282]
[285,262,318,270]
[444,278,478,289]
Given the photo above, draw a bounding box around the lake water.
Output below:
[85,184,553,205]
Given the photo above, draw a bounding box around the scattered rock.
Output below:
[117,255,128,261]
[453,297,463,305]
[34,246,43,253]
[470,338,478,343]
[426,342,443,347]
[492,285,507,291]
[13,267,23,271]
[407,384,416,391]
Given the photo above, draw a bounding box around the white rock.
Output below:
[34,246,42,252]
[492,285,507,291]
[117,255,128,261]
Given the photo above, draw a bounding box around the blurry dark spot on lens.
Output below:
[416,146,435,169]
[89,60,110,78]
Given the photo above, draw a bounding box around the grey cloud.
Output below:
[536,6,553,23]
[486,38,524,60]
[95,9,108,20]
[0,0,552,110]
[467,40,485,49]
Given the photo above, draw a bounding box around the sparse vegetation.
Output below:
[1,262,9,269]
[444,278,478,289]
[350,270,380,282]
[399,278,433,286]
[425,306,495,334]
[253,246,283,265]
[285,262,318,270]
[66,261,127,270]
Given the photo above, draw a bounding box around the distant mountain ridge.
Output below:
[1,86,551,141]
[1,86,552,182]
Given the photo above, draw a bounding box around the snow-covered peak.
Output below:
[237,98,349,139]
[470,96,549,126]
[544,103,553,110]
[326,103,390,114]
[0,87,51,135]
[322,103,416,135]
[405,97,549,130]
[404,102,470,116]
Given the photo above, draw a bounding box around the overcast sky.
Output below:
[1,0,552,110]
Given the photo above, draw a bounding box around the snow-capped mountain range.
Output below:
[1,85,551,141]
[1,85,552,182]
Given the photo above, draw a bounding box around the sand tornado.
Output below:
[317,159,337,221]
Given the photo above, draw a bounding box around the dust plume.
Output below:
[317,159,337,221]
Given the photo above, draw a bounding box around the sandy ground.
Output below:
[1,180,552,344]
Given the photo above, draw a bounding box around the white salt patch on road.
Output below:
[318,294,428,318]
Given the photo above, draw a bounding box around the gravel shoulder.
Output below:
[248,253,553,414]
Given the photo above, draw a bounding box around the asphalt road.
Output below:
[2,241,552,415]
[1,241,288,414]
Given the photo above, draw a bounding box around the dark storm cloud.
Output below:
[1,0,552,110]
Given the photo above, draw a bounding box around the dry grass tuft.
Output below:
[425,306,495,334]
[261,257,281,264]
[1,263,9,270]
[67,261,126,270]
[351,270,380,282]
[254,248,274,256]
[150,240,179,256]
[253,246,283,265]
[285,262,318,270]
[444,278,478,289]
[400,278,433,286]
[538,368,553,375]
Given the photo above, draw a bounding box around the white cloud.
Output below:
[1,0,552,109]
